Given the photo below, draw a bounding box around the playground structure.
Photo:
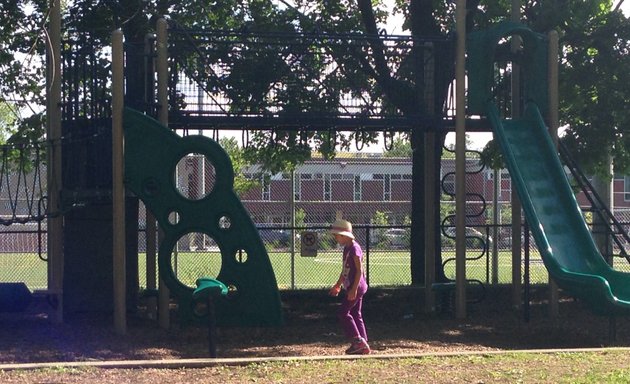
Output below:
[467,21,630,317]
[122,107,283,326]
[114,14,630,332]
[4,1,630,339]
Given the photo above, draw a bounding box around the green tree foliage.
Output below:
[0,102,16,143]
[371,210,390,247]
[557,3,630,178]
[477,1,630,179]
[0,1,48,143]
[383,134,412,157]
[219,136,259,196]
[2,1,455,160]
[163,0,450,173]
[3,1,628,178]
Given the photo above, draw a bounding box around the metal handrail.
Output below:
[558,141,630,264]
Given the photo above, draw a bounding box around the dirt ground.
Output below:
[0,286,628,364]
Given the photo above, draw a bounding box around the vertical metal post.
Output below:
[112,29,127,335]
[455,0,467,319]
[290,170,296,290]
[156,18,170,329]
[207,296,218,357]
[547,30,560,318]
[143,32,158,321]
[510,0,523,311]
[46,0,64,324]
[524,222,530,322]
[424,131,436,313]
[492,169,500,284]
[365,226,370,286]
[423,42,436,313]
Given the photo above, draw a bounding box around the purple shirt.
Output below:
[342,241,367,291]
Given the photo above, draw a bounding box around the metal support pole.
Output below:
[157,18,171,329]
[143,32,158,321]
[290,170,296,290]
[424,130,436,313]
[207,297,218,357]
[492,169,500,284]
[423,41,436,313]
[510,0,523,311]
[455,0,467,319]
[547,30,560,318]
[46,0,64,324]
[112,29,127,335]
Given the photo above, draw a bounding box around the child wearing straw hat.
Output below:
[328,218,370,355]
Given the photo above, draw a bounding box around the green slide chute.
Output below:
[487,101,630,315]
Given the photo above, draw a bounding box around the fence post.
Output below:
[365,227,370,286]
[290,170,296,289]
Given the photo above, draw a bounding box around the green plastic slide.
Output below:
[487,101,630,315]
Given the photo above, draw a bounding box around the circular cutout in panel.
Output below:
[174,153,217,200]
[168,211,179,225]
[234,249,248,264]
[171,232,222,288]
[218,215,232,230]
[167,211,180,225]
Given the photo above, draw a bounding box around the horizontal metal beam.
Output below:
[168,114,493,133]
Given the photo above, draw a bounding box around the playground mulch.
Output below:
[0,286,627,365]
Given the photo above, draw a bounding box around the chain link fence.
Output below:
[5,149,630,292]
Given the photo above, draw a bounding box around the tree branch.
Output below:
[356,0,417,114]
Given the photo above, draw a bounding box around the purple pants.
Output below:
[338,287,368,341]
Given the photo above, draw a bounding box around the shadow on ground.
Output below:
[0,286,627,363]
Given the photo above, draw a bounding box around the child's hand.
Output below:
[347,289,357,301]
[329,285,341,297]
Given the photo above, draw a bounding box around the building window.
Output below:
[354,175,361,201]
[384,174,391,201]
[324,174,331,201]
[625,177,630,201]
[261,177,271,201]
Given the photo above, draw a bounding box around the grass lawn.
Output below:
[165,247,553,289]
[2,350,630,383]
[5,246,626,292]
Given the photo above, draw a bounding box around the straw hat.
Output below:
[330,219,354,240]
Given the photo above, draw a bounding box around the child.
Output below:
[328,219,370,355]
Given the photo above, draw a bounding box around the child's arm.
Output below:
[329,274,344,297]
[346,255,362,301]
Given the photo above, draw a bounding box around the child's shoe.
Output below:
[345,338,371,355]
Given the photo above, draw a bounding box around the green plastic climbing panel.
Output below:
[123,108,283,326]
